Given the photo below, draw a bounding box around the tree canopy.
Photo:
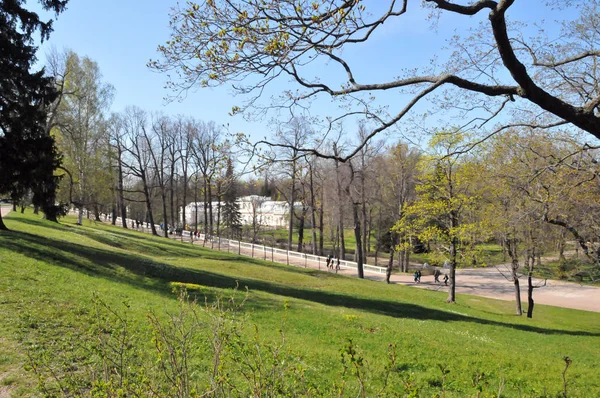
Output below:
[152,0,600,161]
[0,0,69,229]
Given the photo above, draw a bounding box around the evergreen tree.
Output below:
[221,158,241,238]
[0,0,68,229]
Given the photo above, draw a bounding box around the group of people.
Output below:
[325,254,341,272]
[414,267,449,285]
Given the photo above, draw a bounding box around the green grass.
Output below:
[1,210,599,396]
[537,258,600,284]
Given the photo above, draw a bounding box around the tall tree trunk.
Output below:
[216,195,221,237]
[309,163,318,255]
[507,238,522,315]
[352,202,364,279]
[318,187,324,256]
[169,170,175,229]
[287,156,297,251]
[161,192,169,238]
[208,180,213,235]
[335,159,345,260]
[297,210,305,252]
[527,254,535,318]
[386,241,395,283]
[117,155,127,229]
[361,195,368,263]
[514,272,522,315]
[446,210,459,303]
[141,173,158,236]
[182,169,188,232]
[203,178,209,235]
[194,181,199,229]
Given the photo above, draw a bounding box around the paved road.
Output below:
[192,239,600,313]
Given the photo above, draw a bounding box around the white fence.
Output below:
[195,233,387,275]
[103,214,387,276]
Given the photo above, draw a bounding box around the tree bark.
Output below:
[309,161,318,255]
[446,210,459,303]
[203,178,209,236]
[296,206,305,252]
[386,248,395,283]
[334,158,346,260]
[208,180,213,235]
[507,237,522,315]
[527,255,535,318]
[318,186,324,256]
[287,155,297,251]
[117,150,127,229]
[352,202,364,279]
[161,191,169,238]
[141,171,158,236]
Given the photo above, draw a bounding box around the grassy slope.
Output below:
[1,210,599,396]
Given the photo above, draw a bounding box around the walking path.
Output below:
[0,205,11,218]
[72,213,600,313]
[166,232,600,313]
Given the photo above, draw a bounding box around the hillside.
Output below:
[1,210,599,397]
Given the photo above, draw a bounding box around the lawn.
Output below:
[1,210,599,396]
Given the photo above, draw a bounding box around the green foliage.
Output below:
[0,0,68,225]
[393,132,488,268]
[221,157,242,238]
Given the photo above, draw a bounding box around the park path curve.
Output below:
[188,237,600,313]
[86,215,600,313]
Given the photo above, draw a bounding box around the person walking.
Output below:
[414,270,419,283]
[335,257,340,273]
[434,268,441,283]
[443,274,449,286]
[326,254,332,269]
[417,270,422,283]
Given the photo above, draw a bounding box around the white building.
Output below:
[180,195,301,228]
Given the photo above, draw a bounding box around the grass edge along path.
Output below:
[113,213,600,313]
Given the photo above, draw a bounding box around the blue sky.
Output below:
[32,0,577,147]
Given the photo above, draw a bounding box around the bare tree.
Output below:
[108,115,128,228]
[120,106,158,236]
[152,0,600,163]
[190,120,224,237]
[269,117,313,251]
[148,114,173,237]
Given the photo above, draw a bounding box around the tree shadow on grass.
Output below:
[2,226,599,337]
[11,217,340,276]
[69,221,334,274]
